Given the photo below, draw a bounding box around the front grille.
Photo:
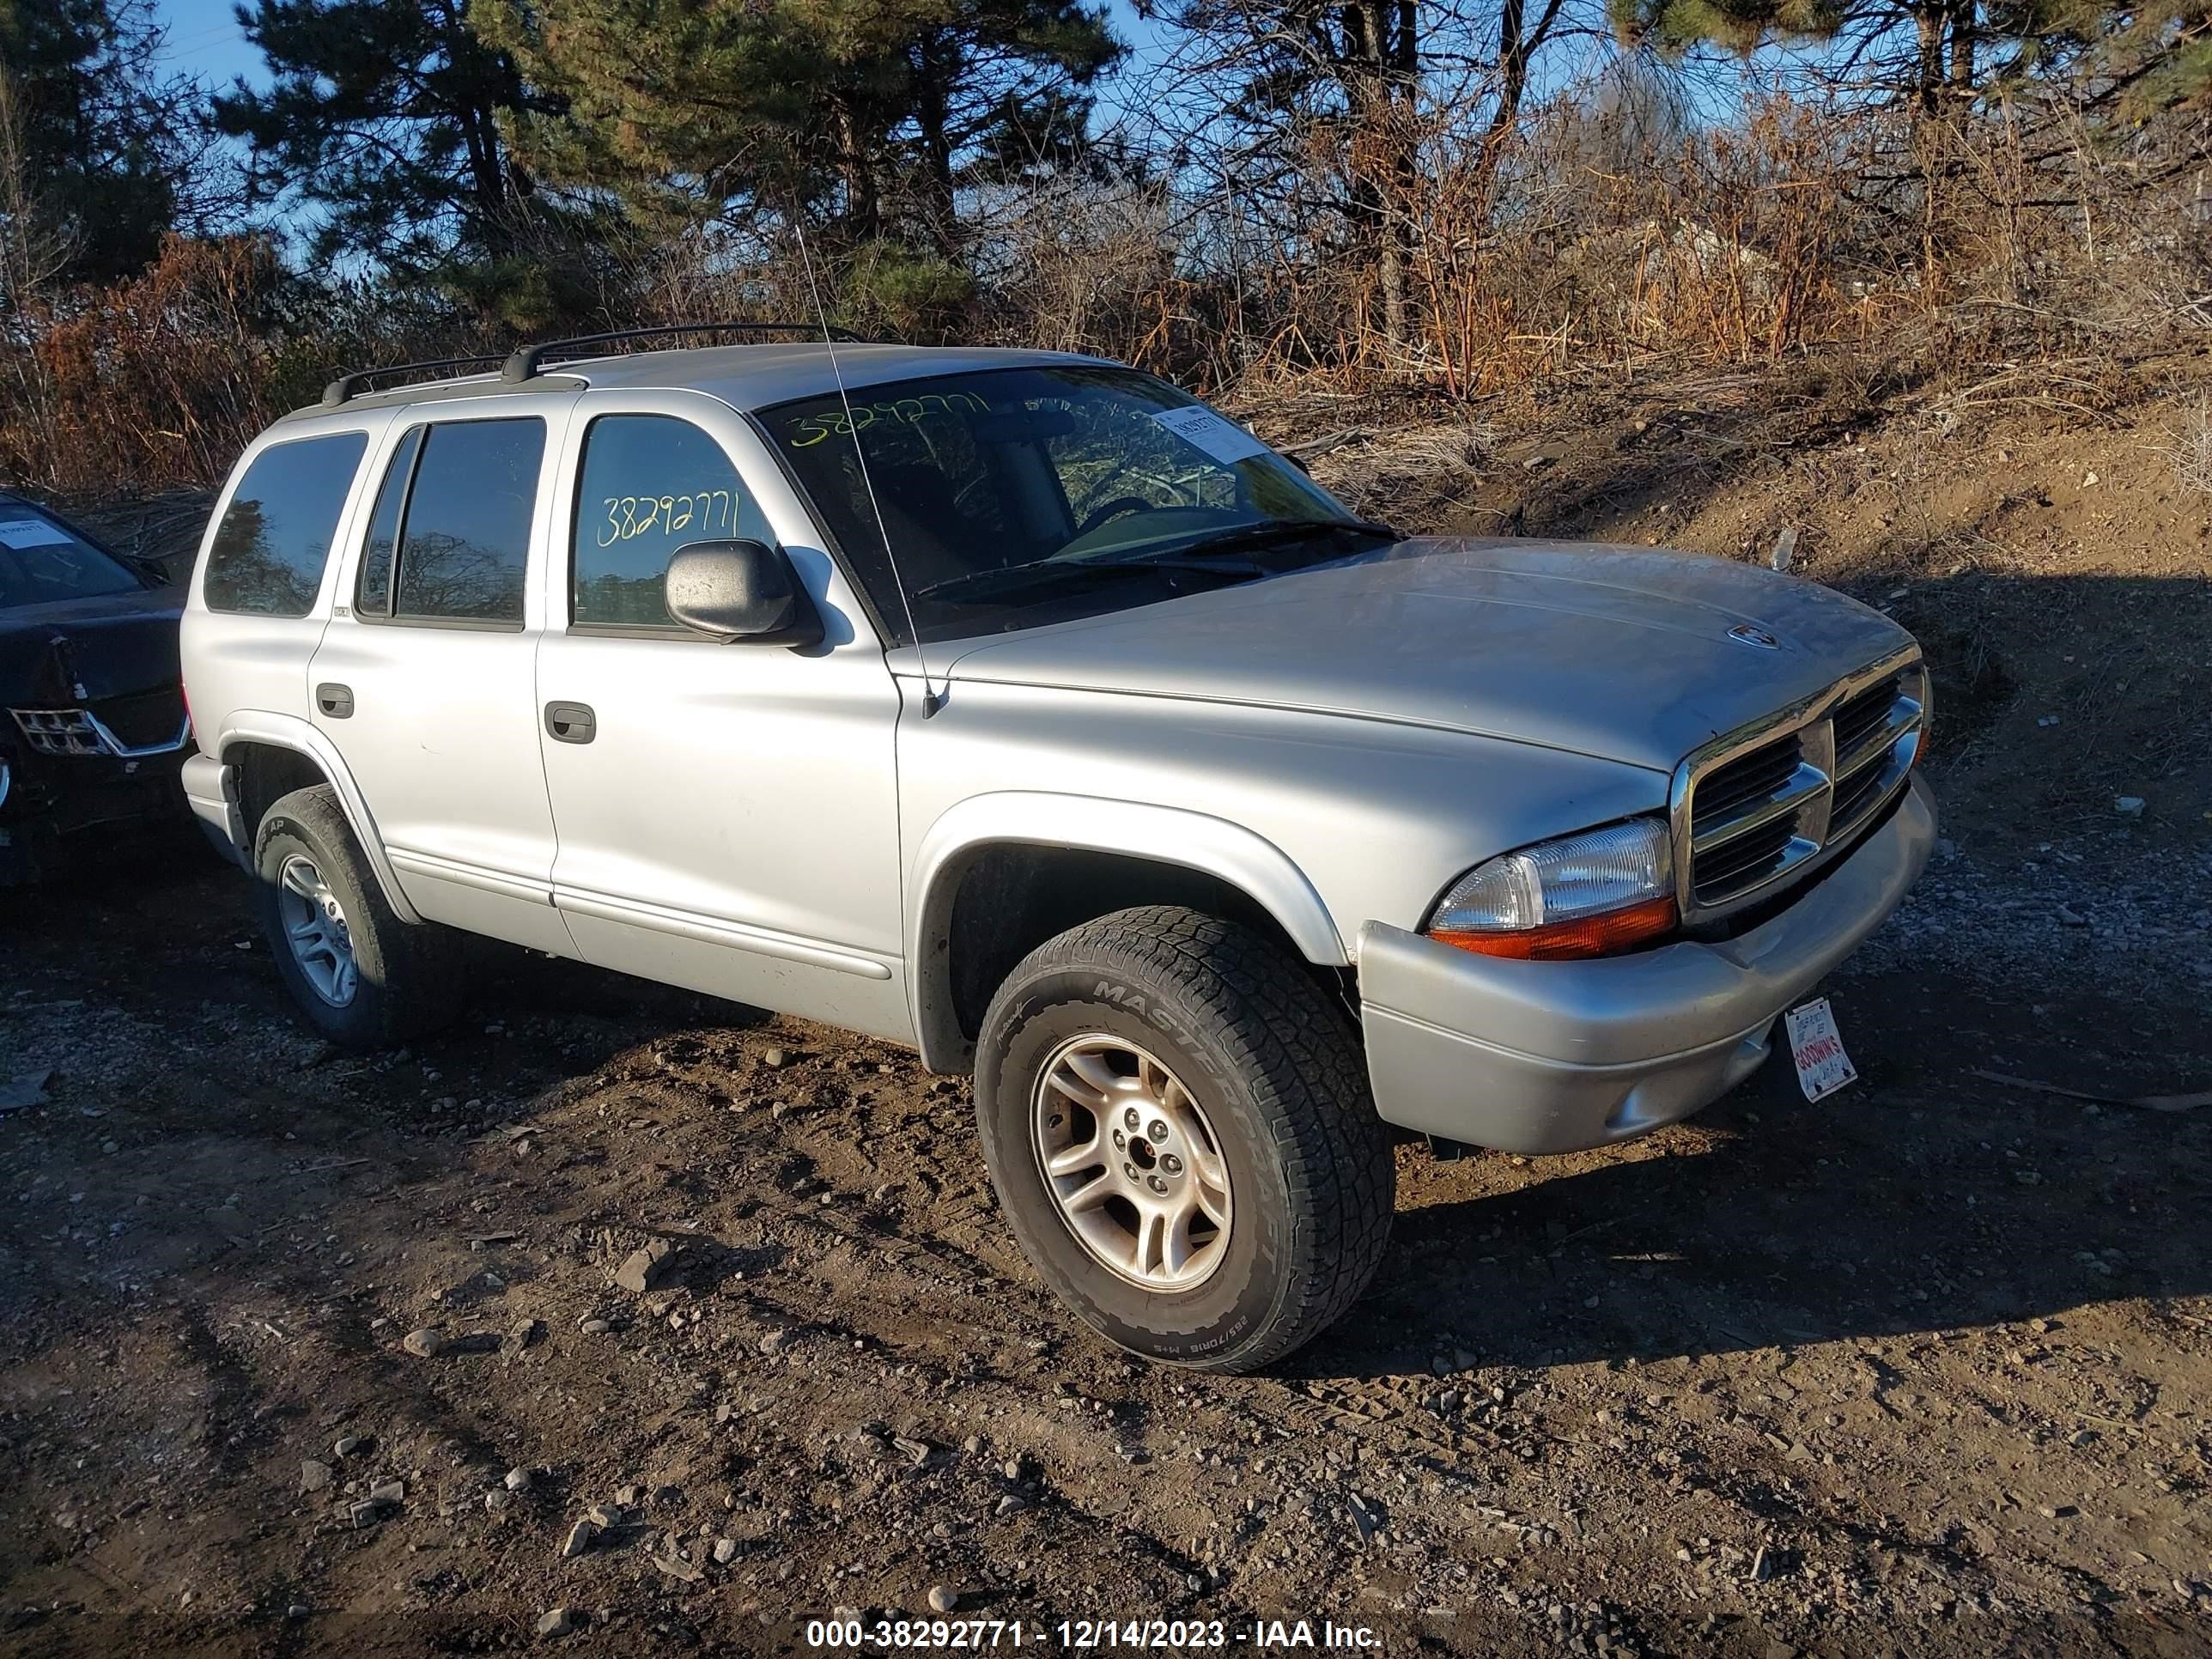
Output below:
[1675,654,1927,920]
[1694,814,1798,903]
[1829,753,1891,829]
[1831,680,1896,763]
[1692,735,1802,830]
[11,702,191,759]
[11,708,106,757]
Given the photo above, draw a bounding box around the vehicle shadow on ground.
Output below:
[2,825,772,1074]
[464,944,774,1040]
[1296,972,2212,1382]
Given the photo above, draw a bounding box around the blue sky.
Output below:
[154,0,264,90]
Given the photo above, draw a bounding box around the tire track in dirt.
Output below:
[5,853,2211,1654]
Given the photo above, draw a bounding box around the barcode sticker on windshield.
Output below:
[1784,998,1857,1103]
[1150,406,1271,465]
[0,517,72,549]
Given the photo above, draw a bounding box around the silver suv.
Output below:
[179,329,1935,1371]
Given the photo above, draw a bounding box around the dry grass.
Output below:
[1294,422,1500,523]
[2,84,2209,497]
[2154,392,2212,495]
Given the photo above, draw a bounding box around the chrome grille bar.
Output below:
[1668,647,1928,924]
[1834,691,1924,781]
[1689,757,1826,855]
[10,706,193,760]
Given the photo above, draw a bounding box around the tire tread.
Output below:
[994,903,1393,1371]
[254,784,468,1048]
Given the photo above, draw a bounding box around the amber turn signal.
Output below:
[1431,895,1680,961]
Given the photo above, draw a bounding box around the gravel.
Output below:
[534,1607,575,1639]
[1856,839,2212,996]
[3,834,2205,1656]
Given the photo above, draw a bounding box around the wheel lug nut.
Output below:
[1112,1129,1125,1149]
[1146,1120,1170,1144]
[1147,1175,1168,1194]
[1162,1154,1183,1175]
[1122,1163,1138,1181]
[1122,1108,1141,1132]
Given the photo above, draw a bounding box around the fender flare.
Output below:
[907,791,1346,1071]
[214,713,424,925]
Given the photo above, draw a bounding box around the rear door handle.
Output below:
[316,682,354,719]
[544,702,595,744]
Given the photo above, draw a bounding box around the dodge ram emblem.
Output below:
[1727,623,1781,649]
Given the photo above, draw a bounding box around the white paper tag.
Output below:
[0,516,73,549]
[1784,998,1857,1102]
[1150,405,1272,465]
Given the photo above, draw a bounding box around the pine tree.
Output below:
[214,0,559,270]
[2108,0,2211,113]
[475,0,1121,252]
[1604,0,1985,113]
[1602,0,2212,113]
[0,0,197,283]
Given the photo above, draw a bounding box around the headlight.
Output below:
[1425,817,1678,960]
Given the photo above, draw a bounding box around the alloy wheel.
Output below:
[1030,1034,1232,1290]
[276,853,359,1007]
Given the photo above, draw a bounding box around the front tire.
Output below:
[252,784,466,1048]
[975,905,1394,1373]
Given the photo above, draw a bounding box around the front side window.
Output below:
[354,417,544,626]
[766,367,1375,646]
[204,432,368,617]
[570,415,770,628]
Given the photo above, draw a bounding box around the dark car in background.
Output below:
[0,492,193,884]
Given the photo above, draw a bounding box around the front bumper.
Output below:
[1358,775,1936,1154]
[0,743,195,884]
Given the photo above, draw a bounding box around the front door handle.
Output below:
[544,702,596,744]
[316,682,354,719]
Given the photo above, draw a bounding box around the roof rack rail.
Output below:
[320,354,506,409]
[500,321,866,384]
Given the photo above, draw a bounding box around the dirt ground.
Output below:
[5,357,2210,1657]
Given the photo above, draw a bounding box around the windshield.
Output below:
[0,504,143,610]
[765,365,1381,645]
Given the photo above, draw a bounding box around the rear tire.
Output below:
[252,784,467,1048]
[975,905,1394,1373]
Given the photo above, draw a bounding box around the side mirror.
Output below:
[665,539,823,646]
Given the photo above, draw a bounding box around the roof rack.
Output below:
[500,321,866,384]
[320,354,506,409]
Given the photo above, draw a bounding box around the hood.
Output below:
[0,583,183,708]
[933,538,1913,774]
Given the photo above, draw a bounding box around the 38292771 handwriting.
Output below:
[596,489,736,547]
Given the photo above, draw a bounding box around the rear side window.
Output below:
[355,417,544,626]
[353,426,423,617]
[203,432,368,616]
[570,415,769,629]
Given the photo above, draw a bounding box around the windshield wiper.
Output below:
[910,552,1268,605]
[908,518,1396,605]
[1097,516,1398,568]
